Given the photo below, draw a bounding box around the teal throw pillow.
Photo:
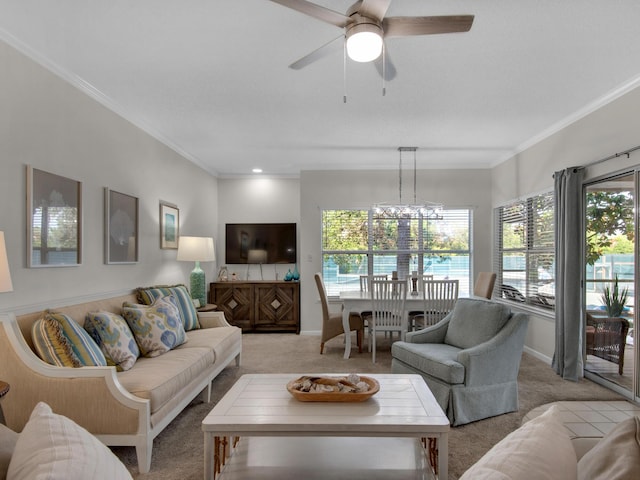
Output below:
[122,295,187,357]
[84,311,140,371]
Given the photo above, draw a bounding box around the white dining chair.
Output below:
[359,274,388,340]
[414,279,459,329]
[408,274,435,326]
[370,279,407,363]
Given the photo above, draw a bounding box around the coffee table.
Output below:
[202,373,450,479]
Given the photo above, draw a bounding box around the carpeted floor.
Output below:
[114,333,625,479]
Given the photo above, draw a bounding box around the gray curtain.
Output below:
[552,167,584,381]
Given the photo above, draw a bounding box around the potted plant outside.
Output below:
[601,274,629,317]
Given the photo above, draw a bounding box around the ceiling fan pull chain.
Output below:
[343,36,348,103]
[382,42,386,97]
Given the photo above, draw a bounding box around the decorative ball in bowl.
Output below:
[286,374,379,402]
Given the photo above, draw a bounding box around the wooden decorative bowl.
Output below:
[286,375,379,402]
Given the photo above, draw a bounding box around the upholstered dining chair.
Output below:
[473,272,497,299]
[314,273,363,355]
[412,279,459,330]
[370,279,407,363]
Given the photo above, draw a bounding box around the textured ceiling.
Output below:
[2,0,640,176]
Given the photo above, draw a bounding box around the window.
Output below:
[495,192,555,309]
[321,208,472,297]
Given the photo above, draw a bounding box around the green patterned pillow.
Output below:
[122,295,187,357]
[84,312,140,371]
[32,311,106,368]
[136,284,200,331]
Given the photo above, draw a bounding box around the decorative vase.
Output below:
[292,265,300,281]
[284,269,293,281]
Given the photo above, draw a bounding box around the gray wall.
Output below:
[493,84,640,360]
[0,40,219,314]
[300,168,493,334]
[3,34,639,360]
[217,177,300,282]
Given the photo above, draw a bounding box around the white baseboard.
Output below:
[523,346,552,364]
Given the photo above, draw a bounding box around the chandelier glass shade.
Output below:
[372,148,444,220]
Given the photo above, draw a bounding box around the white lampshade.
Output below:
[346,23,383,62]
[0,231,14,293]
[176,236,215,262]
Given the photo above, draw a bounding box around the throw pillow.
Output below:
[444,297,511,349]
[136,284,200,330]
[122,295,187,357]
[459,405,577,480]
[577,416,640,479]
[6,402,132,480]
[84,311,140,371]
[31,311,106,367]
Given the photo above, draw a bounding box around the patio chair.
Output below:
[585,312,630,375]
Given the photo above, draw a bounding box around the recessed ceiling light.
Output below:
[252,168,263,173]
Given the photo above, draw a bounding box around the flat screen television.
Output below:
[225,223,297,264]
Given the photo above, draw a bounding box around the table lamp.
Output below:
[0,231,13,293]
[177,236,215,308]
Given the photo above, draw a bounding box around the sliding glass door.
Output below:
[584,172,637,400]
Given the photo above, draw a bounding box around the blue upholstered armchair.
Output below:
[391,297,529,426]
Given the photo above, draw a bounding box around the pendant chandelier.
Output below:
[373,147,443,219]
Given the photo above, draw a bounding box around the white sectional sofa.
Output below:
[0,291,242,474]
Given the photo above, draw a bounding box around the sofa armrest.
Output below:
[456,312,529,386]
[405,316,451,344]
[0,313,149,435]
[197,311,233,329]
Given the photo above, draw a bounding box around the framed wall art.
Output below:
[160,201,179,249]
[26,165,82,267]
[105,188,139,264]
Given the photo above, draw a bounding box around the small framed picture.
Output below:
[26,165,82,268]
[160,201,179,249]
[105,188,139,264]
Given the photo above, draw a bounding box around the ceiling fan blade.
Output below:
[383,15,474,38]
[374,48,397,81]
[359,0,392,21]
[269,0,351,28]
[289,35,344,70]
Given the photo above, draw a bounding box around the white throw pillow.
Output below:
[459,405,577,480]
[6,402,132,480]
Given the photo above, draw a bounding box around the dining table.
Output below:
[339,290,427,359]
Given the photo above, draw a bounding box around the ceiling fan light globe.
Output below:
[346,24,383,62]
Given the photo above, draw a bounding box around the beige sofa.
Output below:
[460,404,640,479]
[0,293,242,474]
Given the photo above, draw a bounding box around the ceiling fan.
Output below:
[268,0,474,80]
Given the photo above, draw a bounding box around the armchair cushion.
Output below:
[391,342,465,384]
[444,298,511,349]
